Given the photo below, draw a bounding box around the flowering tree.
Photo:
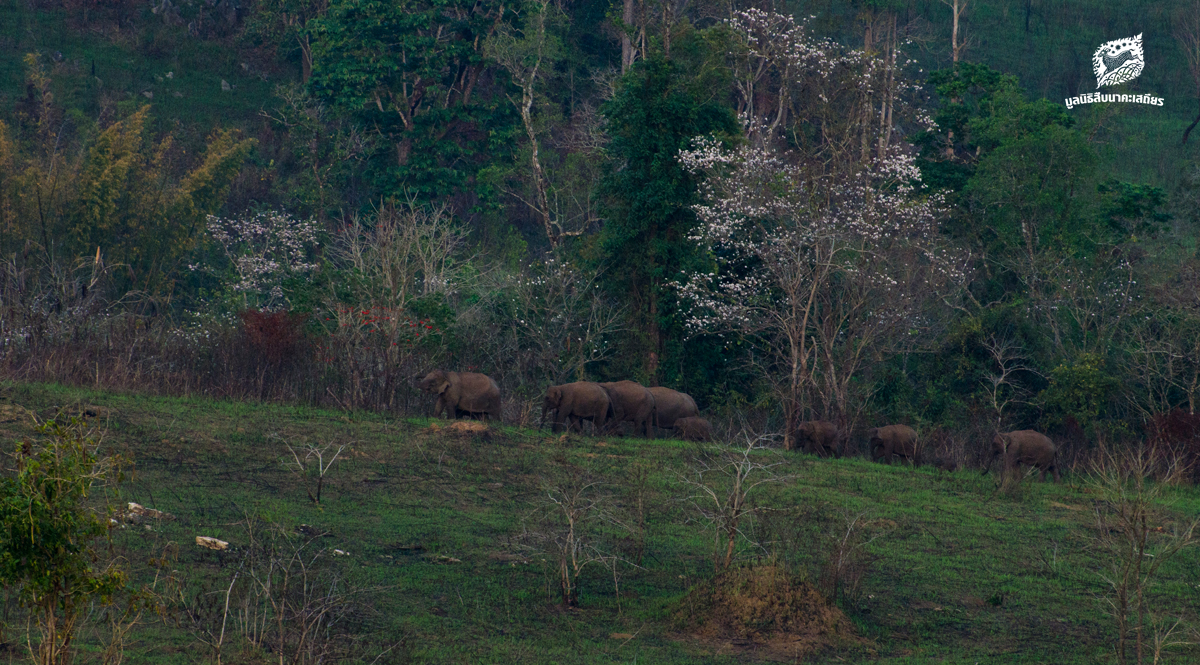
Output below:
[199,210,321,310]
[677,11,967,449]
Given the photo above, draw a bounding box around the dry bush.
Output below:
[678,432,788,573]
[518,464,626,607]
[1147,409,1200,483]
[1089,445,1200,665]
[175,519,398,665]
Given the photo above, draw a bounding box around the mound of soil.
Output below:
[674,565,861,660]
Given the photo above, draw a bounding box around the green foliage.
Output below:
[1097,179,1170,241]
[0,419,127,663]
[1037,353,1120,433]
[309,0,517,202]
[596,57,737,386]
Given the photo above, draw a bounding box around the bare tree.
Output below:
[939,0,971,63]
[980,335,1036,430]
[519,467,631,607]
[1090,446,1200,665]
[678,432,789,573]
[281,438,350,504]
[1176,1,1200,144]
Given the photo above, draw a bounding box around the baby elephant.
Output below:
[869,425,919,465]
[416,370,502,421]
[984,430,1060,482]
[674,416,713,442]
[795,420,840,457]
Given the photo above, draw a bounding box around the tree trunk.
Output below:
[621,0,635,72]
[1182,105,1200,145]
[299,35,313,83]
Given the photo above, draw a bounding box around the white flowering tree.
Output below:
[199,210,321,311]
[677,11,967,449]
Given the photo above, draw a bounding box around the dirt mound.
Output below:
[674,565,861,660]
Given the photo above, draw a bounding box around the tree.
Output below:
[679,137,965,449]
[1174,1,1200,144]
[677,10,966,447]
[597,57,737,380]
[309,0,516,204]
[0,421,128,665]
[241,0,331,83]
[939,0,970,63]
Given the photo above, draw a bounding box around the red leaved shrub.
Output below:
[239,309,308,366]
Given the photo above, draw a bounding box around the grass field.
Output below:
[2,380,1199,663]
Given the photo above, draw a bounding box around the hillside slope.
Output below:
[1,381,1198,663]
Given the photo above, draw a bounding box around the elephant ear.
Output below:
[436,378,452,395]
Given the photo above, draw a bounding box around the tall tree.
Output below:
[1175,1,1200,144]
[597,58,737,381]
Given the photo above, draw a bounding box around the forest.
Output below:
[2,1,1200,663]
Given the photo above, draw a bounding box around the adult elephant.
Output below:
[543,382,612,434]
[599,381,656,437]
[674,417,714,442]
[869,425,919,465]
[794,420,840,457]
[415,370,502,421]
[984,430,1061,482]
[648,387,699,433]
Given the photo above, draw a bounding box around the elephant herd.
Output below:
[413,369,1060,481]
[795,419,1061,482]
[415,370,714,441]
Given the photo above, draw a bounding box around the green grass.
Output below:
[2,380,1199,663]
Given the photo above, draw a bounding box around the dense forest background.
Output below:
[1,0,1199,465]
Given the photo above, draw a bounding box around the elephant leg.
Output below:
[434,396,448,419]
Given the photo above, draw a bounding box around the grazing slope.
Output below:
[2,381,1199,663]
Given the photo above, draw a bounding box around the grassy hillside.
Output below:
[0,3,280,142]
[1,381,1198,663]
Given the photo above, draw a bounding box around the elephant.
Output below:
[983,430,1061,482]
[415,370,502,421]
[674,416,714,442]
[869,425,919,465]
[794,420,840,457]
[543,382,612,434]
[648,387,699,433]
[599,381,657,437]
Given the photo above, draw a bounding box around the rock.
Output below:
[332,549,350,556]
[428,554,462,564]
[196,536,229,550]
[221,79,231,92]
[165,71,174,79]
[142,91,153,99]
[0,404,35,424]
[127,502,174,521]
